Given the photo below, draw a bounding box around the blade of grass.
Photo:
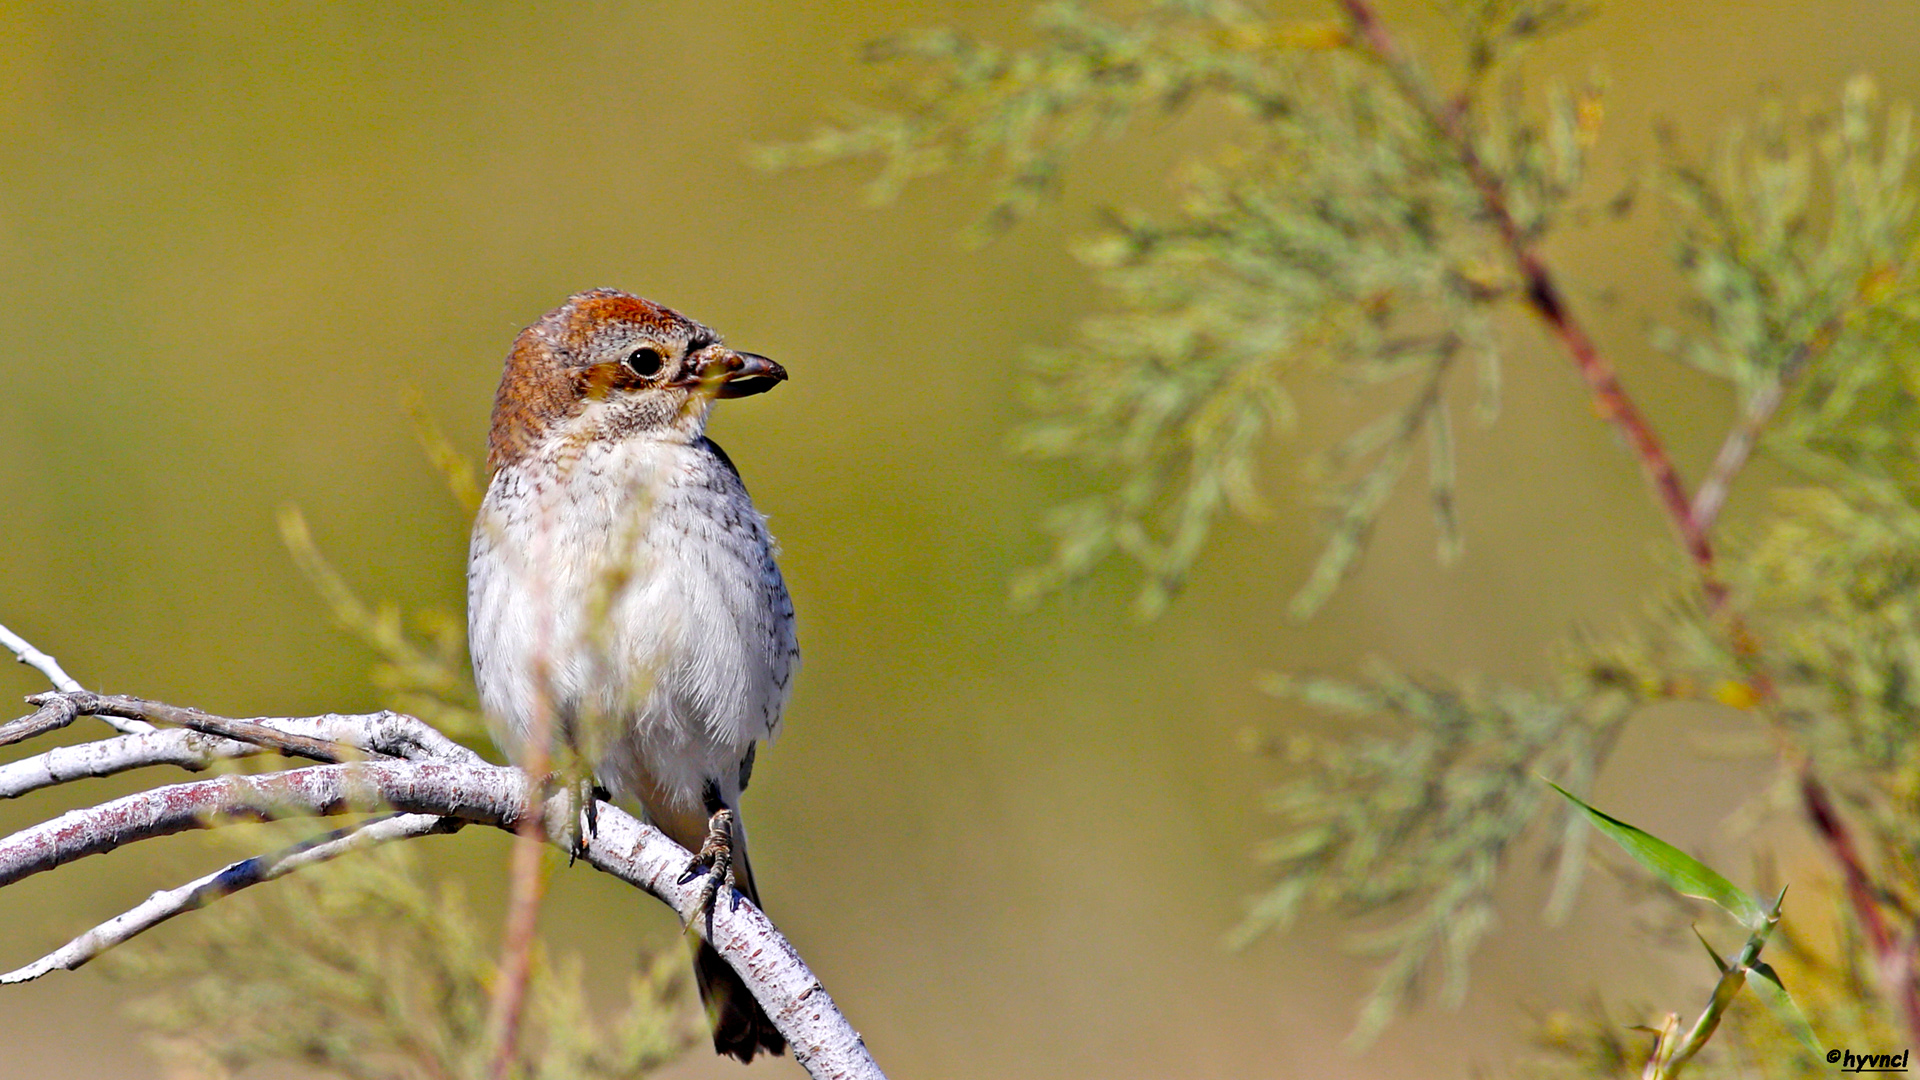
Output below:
[1749,959,1823,1058]
[1546,781,1765,929]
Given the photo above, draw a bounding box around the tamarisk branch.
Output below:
[0,622,884,1080]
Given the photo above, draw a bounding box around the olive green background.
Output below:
[0,3,1913,1077]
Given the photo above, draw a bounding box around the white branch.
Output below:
[0,647,480,770]
[0,756,883,1080]
[578,803,879,1077]
[0,622,151,734]
[0,811,458,983]
[0,696,85,747]
[0,728,253,799]
[0,624,878,1079]
[0,762,508,887]
[0,620,84,693]
[0,708,482,801]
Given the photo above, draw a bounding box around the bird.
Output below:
[467,288,797,1062]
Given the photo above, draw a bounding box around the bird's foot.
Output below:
[558,777,606,867]
[677,807,738,936]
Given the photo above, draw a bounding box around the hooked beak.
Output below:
[696,350,787,398]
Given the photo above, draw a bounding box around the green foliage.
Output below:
[274,401,495,745]
[765,0,1605,617]
[1508,419,1920,1078]
[781,0,1920,1073]
[110,835,695,1080]
[1547,783,1765,930]
[1525,885,1900,1079]
[1661,76,1920,483]
[1748,960,1821,1061]
[1743,482,1920,891]
[763,1,1311,232]
[1234,666,1625,1043]
[1662,78,1916,388]
[1546,786,1819,1075]
[1710,906,1905,1079]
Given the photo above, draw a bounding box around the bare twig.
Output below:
[1689,377,1786,534]
[0,764,463,888]
[0,812,460,983]
[0,728,256,799]
[0,706,483,803]
[0,622,152,735]
[1691,320,1841,532]
[0,697,82,747]
[0,621,85,693]
[25,691,369,764]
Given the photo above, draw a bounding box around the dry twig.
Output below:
[1,623,150,735]
[0,811,461,983]
[0,622,883,1080]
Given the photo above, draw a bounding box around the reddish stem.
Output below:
[1339,0,1915,1040]
[486,657,556,1080]
[1340,0,1718,596]
[1801,771,1919,1036]
[488,818,550,1080]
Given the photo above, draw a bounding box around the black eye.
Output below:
[625,346,664,378]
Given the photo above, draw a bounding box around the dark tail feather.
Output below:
[690,808,783,1063]
[693,937,787,1062]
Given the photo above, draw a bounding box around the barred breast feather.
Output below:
[468,427,797,818]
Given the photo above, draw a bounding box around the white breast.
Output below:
[468,432,797,813]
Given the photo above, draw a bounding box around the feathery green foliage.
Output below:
[764,0,1607,617]
[1661,78,1916,398]
[775,0,1920,1073]
[1742,482,1920,890]
[280,504,487,744]
[110,836,695,1080]
[1235,668,1626,1043]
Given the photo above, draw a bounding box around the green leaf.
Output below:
[1691,925,1731,975]
[1546,781,1766,929]
[1749,960,1823,1058]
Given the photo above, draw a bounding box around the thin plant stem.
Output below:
[1338,0,1721,600]
[484,496,561,1080]
[1339,0,1920,1047]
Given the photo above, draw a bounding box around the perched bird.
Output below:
[467,289,797,1062]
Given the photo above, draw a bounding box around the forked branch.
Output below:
[1339,0,1719,594]
[0,811,462,984]
[0,624,883,1080]
[1337,0,1917,1047]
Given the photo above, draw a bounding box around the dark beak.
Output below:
[701,350,787,398]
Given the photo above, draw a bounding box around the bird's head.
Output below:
[487,289,786,469]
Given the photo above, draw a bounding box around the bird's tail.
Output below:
[691,821,785,1062]
[693,936,786,1062]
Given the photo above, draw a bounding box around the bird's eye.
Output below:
[625,346,665,378]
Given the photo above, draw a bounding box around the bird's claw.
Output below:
[680,807,738,937]
[561,778,604,867]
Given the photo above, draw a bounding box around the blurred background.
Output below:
[0,2,1914,1077]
